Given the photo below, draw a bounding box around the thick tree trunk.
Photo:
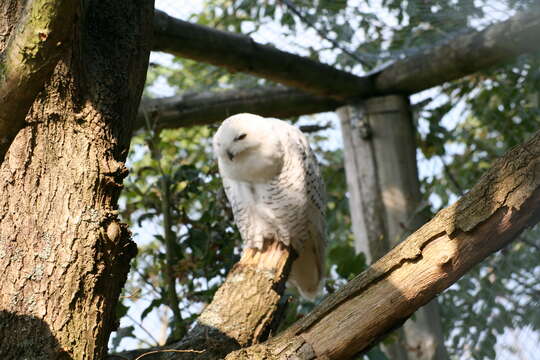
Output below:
[223,128,540,360]
[0,1,152,359]
[338,97,448,360]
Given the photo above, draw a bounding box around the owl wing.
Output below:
[221,176,252,244]
[270,120,327,299]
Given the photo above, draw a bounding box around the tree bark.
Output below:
[113,241,295,360]
[0,0,78,162]
[338,97,448,360]
[0,1,153,359]
[222,129,540,359]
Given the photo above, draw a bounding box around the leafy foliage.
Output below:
[419,54,540,359]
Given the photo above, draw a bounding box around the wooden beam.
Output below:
[137,87,342,131]
[152,9,540,106]
[153,10,373,101]
[374,10,540,94]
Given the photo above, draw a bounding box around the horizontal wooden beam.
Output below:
[153,10,373,101]
[137,87,342,131]
[375,10,540,94]
[152,8,540,107]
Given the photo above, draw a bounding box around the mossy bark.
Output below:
[0,0,78,161]
[0,0,153,359]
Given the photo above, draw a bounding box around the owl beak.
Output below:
[226,149,235,161]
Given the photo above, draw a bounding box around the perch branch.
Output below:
[224,129,540,359]
[152,9,540,104]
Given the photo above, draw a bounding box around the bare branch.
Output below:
[375,10,540,94]
[0,0,78,162]
[136,87,342,131]
[113,241,296,360]
[151,9,540,109]
[152,10,373,101]
[223,129,540,359]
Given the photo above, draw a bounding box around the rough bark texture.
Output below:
[197,241,294,347]
[223,129,540,359]
[137,87,342,132]
[152,9,540,106]
[114,241,295,360]
[0,0,153,359]
[338,97,448,360]
[0,0,78,162]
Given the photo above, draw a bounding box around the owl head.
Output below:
[213,113,284,182]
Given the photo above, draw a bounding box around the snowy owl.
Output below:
[213,113,326,300]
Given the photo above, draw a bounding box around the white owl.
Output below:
[213,113,326,300]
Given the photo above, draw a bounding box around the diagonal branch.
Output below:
[112,241,296,360]
[0,0,78,162]
[224,130,540,359]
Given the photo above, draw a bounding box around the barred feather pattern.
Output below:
[215,114,326,300]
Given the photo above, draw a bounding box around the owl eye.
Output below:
[234,133,247,141]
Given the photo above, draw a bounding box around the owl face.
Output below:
[214,121,259,162]
[213,113,284,182]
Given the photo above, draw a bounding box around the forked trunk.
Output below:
[0,1,152,358]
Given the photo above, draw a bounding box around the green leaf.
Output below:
[366,346,389,360]
[329,244,367,279]
[141,298,162,321]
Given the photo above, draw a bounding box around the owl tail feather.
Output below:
[288,239,324,301]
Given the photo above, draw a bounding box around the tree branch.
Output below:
[223,129,540,359]
[137,87,342,132]
[0,0,77,162]
[151,9,540,109]
[374,10,540,94]
[152,10,373,101]
[113,241,296,360]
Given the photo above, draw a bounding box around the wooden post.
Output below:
[338,96,448,360]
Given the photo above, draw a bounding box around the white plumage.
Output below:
[213,113,326,300]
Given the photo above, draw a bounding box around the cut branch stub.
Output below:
[198,240,295,346]
[142,240,297,360]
